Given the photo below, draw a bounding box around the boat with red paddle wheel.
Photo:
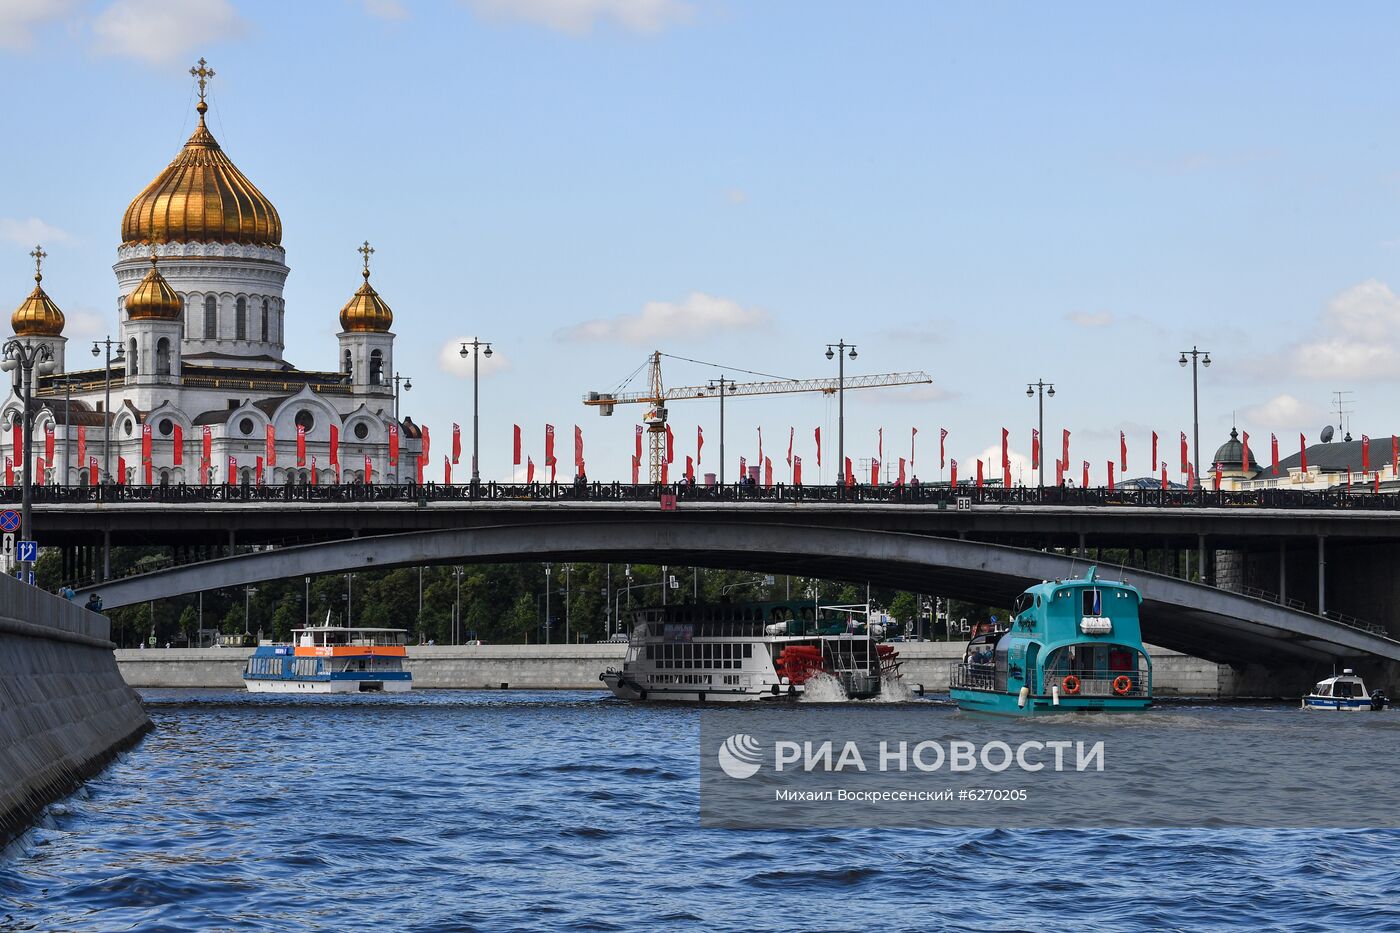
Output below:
[601,601,902,702]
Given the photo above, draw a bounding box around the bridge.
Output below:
[76,519,1400,667]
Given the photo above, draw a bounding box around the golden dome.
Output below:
[126,254,183,321]
[12,245,64,337]
[121,98,281,248]
[339,241,394,333]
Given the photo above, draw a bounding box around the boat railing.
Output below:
[949,663,996,692]
[1041,667,1151,698]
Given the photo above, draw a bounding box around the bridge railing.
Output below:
[8,480,1400,510]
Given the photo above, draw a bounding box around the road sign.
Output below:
[0,510,18,533]
[1,534,11,558]
[16,540,37,563]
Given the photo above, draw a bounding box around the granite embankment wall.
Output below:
[0,579,152,843]
[117,642,1245,696]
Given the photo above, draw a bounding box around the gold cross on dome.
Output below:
[190,58,215,102]
[29,244,46,281]
[358,240,375,278]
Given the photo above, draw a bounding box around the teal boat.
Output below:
[949,567,1152,715]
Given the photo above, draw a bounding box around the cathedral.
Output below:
[4,60,423,487]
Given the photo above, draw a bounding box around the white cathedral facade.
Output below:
[4,63,423,487]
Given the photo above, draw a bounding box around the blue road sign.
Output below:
[0,510,19,533]
[16,540,37,563]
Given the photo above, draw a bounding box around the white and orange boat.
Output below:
[243,618,412,693]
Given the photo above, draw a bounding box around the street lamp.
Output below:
[391,372,412,422]
[543,563,552,645]
[90,337,125,483]
[707,375,733,485]
[2,339,56,550]
[1178,347,1211,479]
[458,339,493,485]
[1025,379,1055,488]
[825,340,857,486]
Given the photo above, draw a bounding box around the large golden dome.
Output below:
[339,241,394,333]
[11,246,64,337]
[126,254,183,321]
[121,98,281,248]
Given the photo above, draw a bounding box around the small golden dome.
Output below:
[126,254,183,321]
[339,241,394,333]
[121,99,282,248]
[12,245,64,337]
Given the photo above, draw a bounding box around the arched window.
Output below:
[235,297,247,340]
[342,350,352,378]
[204,295,217,339]
[156,338,171,376]
[127,338,138,377]
[369,349,383,385]
[241,468,253,485]
[159,469,170,487]
[261,299,269,342]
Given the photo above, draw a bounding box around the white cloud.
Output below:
[438,337,511,378]
[464,0,692,35]
[558,291,769,345]
[364,0,409,20]
[1065,310,1115,328]
[1240,394,1325,430]
[92,0,248,66]
[0,0,79,51]
[975,445,1034,486]
[1285,279,1400,381]
[0,217,73,246]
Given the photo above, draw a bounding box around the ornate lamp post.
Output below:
[458,339,493,485]
[1178,347,1211,479]
[2,339,56,546]
[90,337,124,483]
[707,375,733,485]
[1025,379,1055,487]
[391,372,412,422]
[825,340,857,485]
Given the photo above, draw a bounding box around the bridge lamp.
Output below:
[458,339,494,486]
[825,340,859,487]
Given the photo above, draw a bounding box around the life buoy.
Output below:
[1061,675,1081,695]
[1112,675,1133,696]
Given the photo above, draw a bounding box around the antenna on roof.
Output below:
[1333,390,1354,442]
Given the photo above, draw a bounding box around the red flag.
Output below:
[388,425,400,465]
[1081,460,1089,488]
[4,456,11,486]
[1062,429,1070,469]
[665,424,674,463]
[1031,429,1040,470]
[363,454,372,484]
[976,459,984,489]
[786,427,794,466]
[10,421,18,462]
[44,424,53,464]
[169,422,181,467]
[451,423,461,465]
[574,425,584,469]
[1241,431,1250,473]
[1213,463,1221,490]
[634,425,643,460]
[697,426,704,465]
[549,453,556,484]
[513,424,522,466]
[141,423,152,462]
[939,427,947,469]
[911,426,917,468]
[199,457,208,486]
[335,460,341,484]
[844,457,854,486]
[295,425,305,466]
[1300,433,1308,472]
[1055,458,1064,486]
[545,424,556,466]
[870,459,879,486]
[227,455,236,483]
[685,455,695,483]
[1362,434,1371,473]
[201,425,211,463]
[1180,432,1189,472]
[1188,462,1197,490]
[1003,459,1011,488]
[1151,431,1158,472]
[417,451,425,485]
[950,458,958,486]
[265,423,276,466]
[757,427,763,467]
[815,427,822,467]
[897,457,906,485]
[1120,431,1127,471]
[528,456,536,483]
[256,455,264,485]
[1108,461,1115,491]
[89,456,98,485]
[77,425,87,468]
[329,424,339,465]
[765,457,773,488]
[1271,433,1279,475]
[1376,470,1381,494]
[1000,427,1009,467]
[740,456,747,479]
[1393,435,1398,475]
[631,455,640,484]
[660,460,668,484]
[444,455,452,485]
[116,455,126,485]
[1161,461,1168,490]
[421,425,430,465]
[793,455,803,485]
[310,456,318,486]
[143,459,152,485]
[877,427,883,461]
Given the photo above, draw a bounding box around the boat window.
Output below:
[743,644,752,659]
[1316,683,1331,696]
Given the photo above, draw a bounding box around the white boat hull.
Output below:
[1302,696,1377,711]
[245,679,412,694]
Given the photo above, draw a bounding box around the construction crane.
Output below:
[584,351,934,482]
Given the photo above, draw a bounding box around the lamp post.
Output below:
[707,375,732,485]
[543,563,552,645]
[391,372,412,422]
[3,339,56,550]
[458,339,493,485]
[90,337,124,483]
[825,340,858,485]
[57,373,78,486]
[1025,379,1055,488]
[1178,347,1211,480]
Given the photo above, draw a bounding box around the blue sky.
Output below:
[2,0,1399,483]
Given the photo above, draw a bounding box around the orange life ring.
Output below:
[1112,675,1133,696]
[1061,675,1081,695]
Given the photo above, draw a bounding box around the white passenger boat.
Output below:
[1302,669,1387,711]
[243,623,412,694]
[600,601,901,702]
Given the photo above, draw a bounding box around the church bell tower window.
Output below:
[261,299,269,342]
[236,297,247,340]
[204,296,217,339]
[156,338,171,376]
[369,349,383,385]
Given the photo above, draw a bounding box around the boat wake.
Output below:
[799,672,914,704]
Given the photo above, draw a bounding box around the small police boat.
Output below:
[1302,670,1388,711]
[243,623,412,693]
[950,567,1152,715]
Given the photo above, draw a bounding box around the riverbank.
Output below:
[115,642,1253,696]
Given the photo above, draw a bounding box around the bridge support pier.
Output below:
[102,529,110,582]
[1279,541,1287,605]
[1317,536,1326,616]
[1077,533,1086,557]
[1198,535,1206,585]
[228,529,236,558]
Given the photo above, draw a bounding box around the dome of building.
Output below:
[11,267,64,337]
[126,254,183,321]
[120,99,282,248]
[1212,427,1260,472]
[339,243,394,333]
